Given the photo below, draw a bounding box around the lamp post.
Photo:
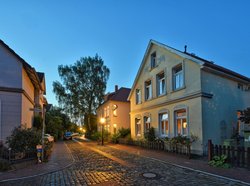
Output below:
[100,118,105,145]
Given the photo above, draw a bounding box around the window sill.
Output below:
[157,93,167,98]
[171,86,186,93]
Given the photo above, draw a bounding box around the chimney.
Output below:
[115,85,118,92]
[184,45,187,53]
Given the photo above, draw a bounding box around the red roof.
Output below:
[105,87,131,102]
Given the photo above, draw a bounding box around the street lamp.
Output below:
[100,118,105,145]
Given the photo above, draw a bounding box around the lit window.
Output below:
[145,80,152,100]
[159,113,169,137]
[175,109,188,136]
[113,124,117,134]
[173,65,184,90]
[112,104,118,117]
[107,106,110,117]
[104,107,107,117]
[136,89,141,104]
[151,52,156,69]
[157,72,166,96]
[135,118,141,136]
[144,116,151,132]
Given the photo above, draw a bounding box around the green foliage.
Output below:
[6,128,42,152]
[53,54,110,133]
[144,127,156,142]
[33,115,43,130]
[239,107,250,124]
[0,159,10,171]
[118,128,130,138]
[44,141,53,161]
[168,134,198,146]
[91,131,101,141]
[209,155,231,168]
[111,133,120,144]
[45,106,74,140]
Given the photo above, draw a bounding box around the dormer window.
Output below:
[151,52,156,69]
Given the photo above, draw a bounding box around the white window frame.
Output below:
[135,118,141,137]
[144,116,151,133]
[175,109,188,136]
[145,80,152,101]
[157,72,166,96]
[173,64,184,90]
[159,112,169,137]
[136,89,141,104]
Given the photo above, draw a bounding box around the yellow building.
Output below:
[128,40,250,155]
[97,86,130,135]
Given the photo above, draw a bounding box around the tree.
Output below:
[53,54,110,134]
[45,106,73,140]
[239,107,250,124]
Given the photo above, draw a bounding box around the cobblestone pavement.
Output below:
[1,140,248,186]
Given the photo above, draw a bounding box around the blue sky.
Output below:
[0,0,249,106]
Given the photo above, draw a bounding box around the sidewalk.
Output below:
[107,143,250,184]
[0,141,74,182]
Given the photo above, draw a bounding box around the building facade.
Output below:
[0,39,46,144]
[128,40,250,155]
[97,86,130,135]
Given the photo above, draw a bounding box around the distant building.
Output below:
[0,39,46,143]
[97,85,130,135]
[128,40,250,155]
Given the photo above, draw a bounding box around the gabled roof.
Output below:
[99,87,131,109]
[128,39,250,99]
[108,87,131,102]
[0,39,46,94]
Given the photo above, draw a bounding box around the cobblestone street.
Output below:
[1,140,248,186]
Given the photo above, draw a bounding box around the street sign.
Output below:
[30,108,42,112]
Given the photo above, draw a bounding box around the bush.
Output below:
[118,128,130,138]
[6,128,42,152]
[111,133,120,143]
[144,127,156,142]
[209,155,231,168]
[0,159,10,171]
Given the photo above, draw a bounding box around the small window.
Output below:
[173,64,184,90]
[112,104,118,117]
[159,113,169,137]
[151,52,156,69]
[238,83,243,90]
[157,72,166,96]
[175,109,188,136]
[135,118,141,136]
[107,106,110,117]
[145,80,152,101]
[144,116,151,132]
[136,89,141,104]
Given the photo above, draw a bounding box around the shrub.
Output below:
[0,159,10,171]
[209,155,231,168]
[144,127,156,142]
[118,128,130,138]
[6,128,42,152]
[111,133,120,144]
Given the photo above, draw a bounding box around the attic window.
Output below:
[151,52,156,69]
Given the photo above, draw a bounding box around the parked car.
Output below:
[44,134,54,142]
[63,132,72,140]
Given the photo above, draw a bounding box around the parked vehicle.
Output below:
[44,134,54,142]
[63,132,72,140]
